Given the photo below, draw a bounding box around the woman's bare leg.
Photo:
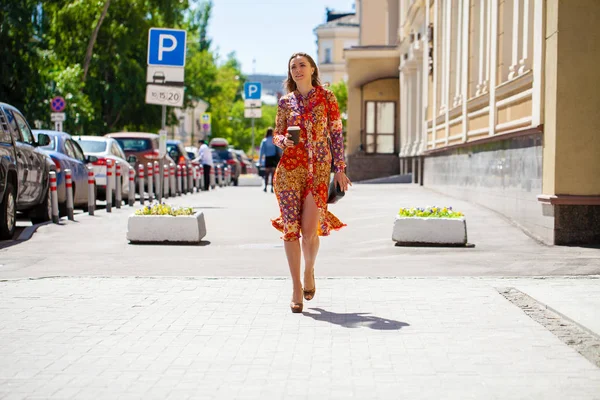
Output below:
[301,193,320,294]
[284,239,303,304]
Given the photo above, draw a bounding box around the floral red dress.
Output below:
[271,85,347,241]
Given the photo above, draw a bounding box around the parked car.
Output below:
[167,139,193,171]
[233,149,255,174]
[104,132,175,188]
[0,103,54,238]
[33,130,92,214]
[209,138,240,185]
[73,135,134,201]
[211,149,226,185]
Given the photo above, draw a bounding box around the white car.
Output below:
[73,136,134,201]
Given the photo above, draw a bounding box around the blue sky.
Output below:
[207,0,356,75]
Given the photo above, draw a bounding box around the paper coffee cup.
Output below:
[287,126,301,145]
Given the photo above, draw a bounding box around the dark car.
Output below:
[209,138,240,186]
[166,139,192,170]
[0,103,53,239]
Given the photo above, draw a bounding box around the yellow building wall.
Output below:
[543,0,600,195]
[497,98,532,126]
[346,56,400,155]
[360,0,388,46]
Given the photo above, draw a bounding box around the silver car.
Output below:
[73,136,134,201]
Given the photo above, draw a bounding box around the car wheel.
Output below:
[30,186,52,224]
[0,181,17,240]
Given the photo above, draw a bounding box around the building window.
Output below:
[324,48,332,64]
[364,101,396,154]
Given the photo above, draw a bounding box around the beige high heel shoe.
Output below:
[303,270,316,301]
[290,301,303,313]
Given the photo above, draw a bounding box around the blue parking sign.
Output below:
[244,82,262,100]
[147,28,187,67]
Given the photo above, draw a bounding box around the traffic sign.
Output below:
[147,28,187,67]
[244,99,262,108]
[51,112,66,122]
[145,84,184,107]
[200,113,211,132]
[50,96,66,112]
[244,82,262,100]
[244,108,262,118]
[146,66,184,86]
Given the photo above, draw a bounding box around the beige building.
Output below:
[314,9,360,85]
[344,0,600,245]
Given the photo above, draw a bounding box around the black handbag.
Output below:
[327,136,345,204]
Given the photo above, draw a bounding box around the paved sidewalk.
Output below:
[1,276,599,400]
[1,185,599,278]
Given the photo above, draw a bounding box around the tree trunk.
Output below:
[82,0,111,83]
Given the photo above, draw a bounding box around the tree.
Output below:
[0,1,49,120]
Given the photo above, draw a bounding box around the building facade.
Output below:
[314,9,360,85]
[344,0,600,245]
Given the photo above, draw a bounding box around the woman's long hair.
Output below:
[265,127,273,138]
[283,52,321,93]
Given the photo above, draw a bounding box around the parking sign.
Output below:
[147,28,187,67]
[244,82,262,100]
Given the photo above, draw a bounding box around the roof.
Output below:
[315,13,359,30]
[105,132,158,138]
[32,129,71,138]
[72,135,111,141]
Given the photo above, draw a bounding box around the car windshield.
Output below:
[214,149,232,160]
[114,138,152,152]
[77,140,107,153]
[211,150,223,163]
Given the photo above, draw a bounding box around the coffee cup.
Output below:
[287,126,301,145]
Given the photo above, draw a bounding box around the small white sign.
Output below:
[145,84,184,107]
[158,129,167,158]
[146,66,184,86]
[244,108,262,118]
[50,112,66,122]
[244,99,262,108]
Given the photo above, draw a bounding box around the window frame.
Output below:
[363,100,397,154]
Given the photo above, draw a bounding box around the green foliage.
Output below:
[329,80,347,115]
[1,0,248,141]
[135,202,195,216]
[398,207,464,219]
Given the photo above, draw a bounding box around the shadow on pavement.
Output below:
[304,307,410,330]
[128,240,211,246]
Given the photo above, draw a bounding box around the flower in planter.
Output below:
[134,201,194,216]
[398,206,464,219]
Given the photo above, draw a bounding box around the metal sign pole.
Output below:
[158,105,166,202]
[251,116,255,160]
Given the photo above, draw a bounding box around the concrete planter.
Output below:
[392,216,467,246]
[127,211,206,244]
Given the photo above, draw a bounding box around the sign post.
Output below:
[50,96,66,131]
[146,27,187,202]
[200,113,211,139]
[244,82,262,159]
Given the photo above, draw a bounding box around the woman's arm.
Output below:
[326,90,347,173]
[273,97,287,149]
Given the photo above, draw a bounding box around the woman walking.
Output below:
[271,52,352,313]
[259,127,280,193]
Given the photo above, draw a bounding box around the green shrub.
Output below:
[135,203,195,216]
[398,206,464,218]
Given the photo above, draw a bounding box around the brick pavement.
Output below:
[1,276,599,400]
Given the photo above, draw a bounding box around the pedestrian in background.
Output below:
[259,127,281,193]
[197,139,213,191]
[271,52,352,313]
